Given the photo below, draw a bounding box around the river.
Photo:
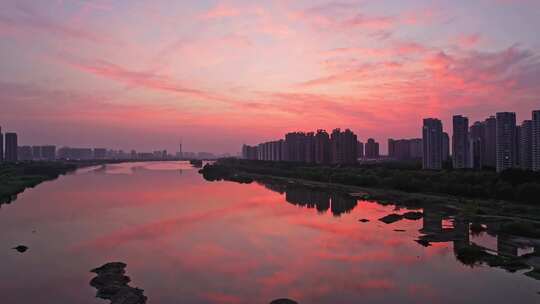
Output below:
[0,161,537,303]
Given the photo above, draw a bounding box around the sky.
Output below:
[0,0,539,154]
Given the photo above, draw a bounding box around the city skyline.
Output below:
[1,1,540,154]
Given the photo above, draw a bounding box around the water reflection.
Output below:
[417,205,539,278]
[0,161,539,304]
[259,181,357,216]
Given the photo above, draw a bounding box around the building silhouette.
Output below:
[496,112,517,172]
[242,144,258,160]
[18,146,32,160]
[388,138,422,160]
[41,146,56,161]
[357,140,364,158]
[442,132,449,162]
[0,127,3,162]
[314,130,331,164]
[422,119,443,170]
[284,132,307,162]
[533,110,540,172]
[483,116,497,168]
[304,132,315,163]
[452,115,469,169]
[330,129,358,164]
[469,121,485,169]
[365,138,379,159]
[5,132,18,162]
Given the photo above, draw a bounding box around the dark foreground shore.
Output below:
[0,160,140,204]
[200,159,540,231]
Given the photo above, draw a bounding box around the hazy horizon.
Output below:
[1,0,540,154]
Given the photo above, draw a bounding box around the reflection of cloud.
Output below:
[201,292,242,304]
[70,201,261,251]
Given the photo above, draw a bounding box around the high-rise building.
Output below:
[285,132,307,162]
[0,127,3,162]
[483,116,497,168]
[388,139,396,158]
[32,146,42,160]
[452,115,469,169]
[515,125,521,167]
[94,148,107,159]
[388,138,422,160]
[496,112,517,172]
[18,146,33,161]
[314,130,331,164]
[5,132,18,162]
[365,138,380,159]
[520,120,533,171]
[304,132,315,163]
[532,110,540,171]
[442,132,449,162]
[41,146,56,161]
[469,121,485,169]
[422,118,443,170]
[409,138,423,159]
[357,141,364,158]
[330,129,358,164]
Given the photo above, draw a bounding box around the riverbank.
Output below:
[0,160,138,203]
[200,158,540,224]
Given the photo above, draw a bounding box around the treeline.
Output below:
[0,162,78,201]
[201,158,540,204]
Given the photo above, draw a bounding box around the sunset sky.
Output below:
[1,0,539,154]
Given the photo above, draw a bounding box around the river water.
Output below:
[0,161,537,303]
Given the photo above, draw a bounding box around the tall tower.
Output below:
[452,115,469,169]
[532,110,540,172]
[422,118,443,170]
[178,139,183,159]
[496,112,517,172]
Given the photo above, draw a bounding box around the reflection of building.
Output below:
[265,182,357,216]
[497,234,519,258]
[420,206,443,234]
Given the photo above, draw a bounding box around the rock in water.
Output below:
[378,214,403,224]
[90,262,147,304]
[270,299,299,304]
[358,219,370,223]
[403,211,423,220]
[12,245,28,253]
